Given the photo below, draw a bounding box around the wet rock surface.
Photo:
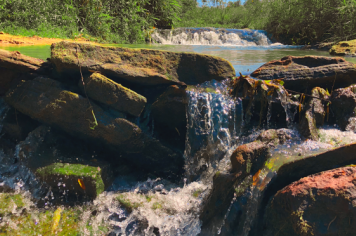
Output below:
[51,41,235,86]
[299,87,329,140]
[200,140,271,235]
[264,167,356,236]
[330,86,356,131]
[251,56,356,93]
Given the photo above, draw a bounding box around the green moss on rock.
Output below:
[330,39,356,56]
[36,163,105,198]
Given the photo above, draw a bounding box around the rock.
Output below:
[79,72,147,117]
[36,163,107,199]
[299,87,329,140]
[200,141,271,233]
[264,167,356,236]
[5,77,183,177]
[151,85,188,149]
[261,142,356,221]
[256,129,292,145]
[51,41,235,86]
[251,56,356,93]
[330,86,356,131]
[330,39,356,56]
[230,74,299,128]
[1,106,39,143]
[230,141,270,174]
[0,49,52,95]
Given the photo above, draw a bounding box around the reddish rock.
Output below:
[264,167,356,236]
[230,141,270,174]
[251,56,356,93]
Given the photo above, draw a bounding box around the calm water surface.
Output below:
[1,44,355,75]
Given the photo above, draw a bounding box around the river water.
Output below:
[1,28,356,235]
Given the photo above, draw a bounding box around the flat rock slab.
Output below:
[264,167,356,236]
[5,77,183,176]
[80,73,147,117]
[51,41,235,86]
[251,55,356,93]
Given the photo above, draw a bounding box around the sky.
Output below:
[196,0,247,6]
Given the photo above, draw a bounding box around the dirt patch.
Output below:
[0,33,102,46]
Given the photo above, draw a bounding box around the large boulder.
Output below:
[251,56,356,93]
[5,77,183,177]
[264,167,356,236]
[79,72,147,117]
[330,39,356,56]
[50,41,235,86]
[0,49,51,95]
[330,86,356,131]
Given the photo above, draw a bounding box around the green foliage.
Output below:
[178,0,356,44]
[0,0,182,43]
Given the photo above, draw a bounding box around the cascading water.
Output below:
[184,79,243,182]
[151,28,279,46]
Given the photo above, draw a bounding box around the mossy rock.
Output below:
[0,193,25,215]
[51,41,235,86]
[79,72,147,117]
[330,39,356,56]
[36,163,107,199]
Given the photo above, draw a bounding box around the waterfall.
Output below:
[183,79,243,182]
[151,28,276,46]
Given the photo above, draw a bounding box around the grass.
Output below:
[0,193,109,235]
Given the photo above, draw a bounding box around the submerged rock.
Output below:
[5,77,183,177]
[79,72,147,117]
[256,129,292,145]
[330,39,356,56]
[264,167,356,236]
[50,41,235,86]
[251,56,356,93]
[299,87,329,140]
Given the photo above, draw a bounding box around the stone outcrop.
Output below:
[79,72,147,117]
[51,41,235,86]
[264,167,356,236]
[330,39,356,56]
[5,77,183,177]
[251,56,356,93]
[299,87,329,140]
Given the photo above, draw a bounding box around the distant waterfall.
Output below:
[151,28,277,46]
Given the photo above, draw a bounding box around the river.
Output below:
[1,28,356,235]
